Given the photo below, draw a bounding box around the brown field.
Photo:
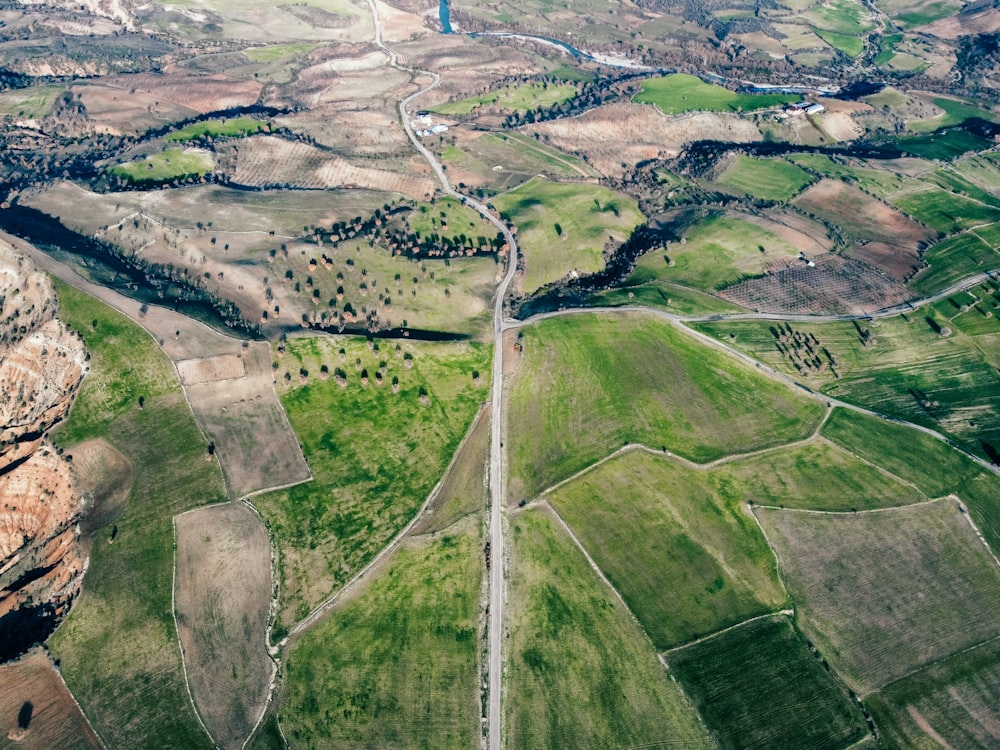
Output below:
[756,499,1000,694]
[742,209,835,256]
[267,48,411,110]
[174,502,273,750]
[103,73,262,114]
[411,405,489,535]
[71,83,198,134]
[176,354,247,385]
[923,7,1000,38]
[69,438,133,536]
[373,0,430,41]
[794,179,932,279]
[277,106,412,156]
[230,135,437,200]
[182,342,310,498]
[0,648,102,749]
[525,103,763,177]
[719,253,912,314]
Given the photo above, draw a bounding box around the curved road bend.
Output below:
[365,4,518,748]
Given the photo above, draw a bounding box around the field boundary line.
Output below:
[45,648,109,750]
[866,633,1000,699]
[751,494,951,515]
[661,609,796,655]
[955,495,1000,569]
[747,504,792,602]
[285,402,490,641]
[816,435,927,495]
[170,514,217,748]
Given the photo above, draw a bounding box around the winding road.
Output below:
[364,3,519,747]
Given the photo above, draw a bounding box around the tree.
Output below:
[17,702,32,731]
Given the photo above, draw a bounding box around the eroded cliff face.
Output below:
[12,0,138,31]
[0,240,88,662]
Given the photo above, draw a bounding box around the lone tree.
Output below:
[17,701,32,731]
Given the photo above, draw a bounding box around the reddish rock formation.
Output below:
[0,240,88,661]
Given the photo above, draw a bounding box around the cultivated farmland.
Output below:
[634,74,799,114]
[280,518,482,750]
[756,500,1000,694]
[505,507,712,749]
[715,156,814,202]
[667,615,868,750]
[174,503,273,750]
[547,449,786,649]
[507,312,824,499]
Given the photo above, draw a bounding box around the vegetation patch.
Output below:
[668,615,867,750]
[894,129,992,160]
[756,500,1000,694]
[255,335,490,628]
[548,449,787,649]
[166,116,268,141]
[430,82,576,116]
[281,520,482,750]
[50,282,225,749]
[108,148,214,186]
[909,96,996,132]
[910,233,999,295]
[507,313,824,500]
[890,186,1000,234]
[492,177,643,294]
[866,637,1000,749]
[505,507,711,749]
[634,74,799,114]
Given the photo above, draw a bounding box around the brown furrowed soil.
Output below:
[0,649,102,749]
[103,73,262,114]
[174,503,273,750]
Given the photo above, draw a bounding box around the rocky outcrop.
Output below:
[0,240,88,662]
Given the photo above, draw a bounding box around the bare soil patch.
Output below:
[174,503,272,750]
[923,8,1000,38]
[525,103,762,177]
[68,438,132,536]
[742,210,835,256]
[719,254,912,314]
[794,179,931,279]
[182,342,310,498]
[0,648,101,749]
[71,83,198,135]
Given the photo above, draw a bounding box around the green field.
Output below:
[430,82,576,116]
[166,116,267,141]
[629,214,804,291]
[813,28,864,57]
[108,148,214,186]
[693,316,1000,462]
[49,283,225,749]
[507,313,825,499]
[867,638,1000,749]
[891,186,1000,234]
[586,280,748,314]
[505,507,712,749]
[492,177,643,294]
[0,84,63,118]
[895,129,993,161]
[280,519,482,749]
[548,450,787,649]
[910,233,999,295]
[243,43,318,62]
[757,501,1000,694]
[255,336,490,629]
[909,96,996,133]
[803,0,873,35]
[667,616,867,750]
[634,74,799,114]
[403,195,492,245]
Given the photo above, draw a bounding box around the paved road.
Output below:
[365,4,518,746]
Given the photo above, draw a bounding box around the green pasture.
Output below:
[492,177,643,293]
[0,84,63,118]
[50,282,225,749]
[166,117,267,141]
[505,508,711,749]
[108,148,213,186]
[243,43,318,62]
[628,213,802,291]
[430,82,576,116]
[891,186,1000,234]
[909,97,996,133]
[507,313,824,500]
[281,522,481,749]
[255,336,490,629]
[668,616,867,750]
[634,74,799,114]
[895,129,992,161]
[910,233,999,295]
[586,281,747,315]
[715,156,813,202]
